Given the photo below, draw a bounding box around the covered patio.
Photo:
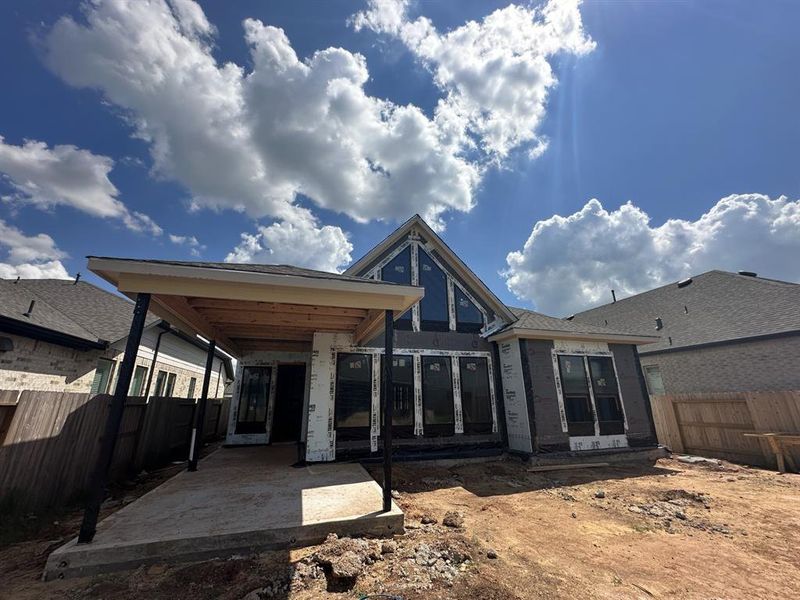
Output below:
[47,257,422,577]
[44,445,403,580]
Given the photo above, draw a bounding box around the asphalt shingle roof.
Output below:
[571,270,800,353]
[0,278,158,344]
[504,307,656,339]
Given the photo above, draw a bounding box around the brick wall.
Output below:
[641,334,800,394]
[0,333,111,392]
[0,332,225,397]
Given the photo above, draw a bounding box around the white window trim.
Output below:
[551,349,629,450]
[366,233,489,334]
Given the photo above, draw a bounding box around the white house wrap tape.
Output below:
[413,354,423,436]
[487,357,499,433]
[499,341,533,453]
[451,357,464,434]
[370,353,380,452]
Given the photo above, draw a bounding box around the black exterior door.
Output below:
[271,364,306,443]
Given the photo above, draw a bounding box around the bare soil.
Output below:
[2,455,799,599]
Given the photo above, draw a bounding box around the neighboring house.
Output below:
[122,214,656,458]
[570,270,800,396]
[0,277,234,400]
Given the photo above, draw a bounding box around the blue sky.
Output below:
[1,0,798,315]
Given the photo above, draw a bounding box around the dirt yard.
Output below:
[2,454,799,599]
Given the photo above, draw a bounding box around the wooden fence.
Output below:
[0,390,229,511]
[650,391,800,469]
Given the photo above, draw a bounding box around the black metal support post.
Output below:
[78,292,151,544]
[188,339,216,472]
[382,309,394,512]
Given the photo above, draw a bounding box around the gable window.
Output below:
[187,377,197,399]
[557,355,596,437]
[236,366,271,434]
[455,286,484,333]
[588,357,625,435]
[459,357,492,434]
[381,246,412,330]
[335,353,372,441]
[129,365,148,396]
[380,354,415,437]
[422,356,454,436]
[90,358,115,396]
[418,248,449,331]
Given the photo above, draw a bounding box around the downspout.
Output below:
[144,326,169,400]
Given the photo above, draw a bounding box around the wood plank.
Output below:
[195,309,363,328]
[154,294,239,355]
[186,298,369,318]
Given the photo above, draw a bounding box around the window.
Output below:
[90,358,115,396]
[381,246,413,330]
[557,355,595,437]
[422,356,454,435]
[588,357,624,435]
[129,365,148,397]
[455,287,484,333]
[380,354,414,437]
[459,357,492,434]
[187,377,197,399]
[334,353,372,441]
[418,249,449,331]
[643,365,665,396]
[236,366,271,434]
[165,372,177,397]
[154,370,168,397]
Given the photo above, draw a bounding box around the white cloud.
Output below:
[169,233,204,257]
[351,0,595,159]
[42,0,590,247]
[504,194,800,316]
[0,219,70,279]
[226,210,353,273]
[0,136,161,235]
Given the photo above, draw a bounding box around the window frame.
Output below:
[458,356,494,434]
[235,365,272,434]
[379,354,416,438]
[334,352,373,442]
[553,351,628,440]
[643,364,666,396]
[187,376,197,399]
[130,365,148,397]
[421,355,456,437]
[90,358,115,396]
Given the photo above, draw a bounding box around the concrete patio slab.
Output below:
[44,446,403,580]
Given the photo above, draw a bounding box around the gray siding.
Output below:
[521,339,569,450]
[609,344,656,445]
[641,333,800,394]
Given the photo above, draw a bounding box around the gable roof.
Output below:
[344,215,516,323]
[488,306,660,345]
[7,278,159,344]
[571,270,800,354]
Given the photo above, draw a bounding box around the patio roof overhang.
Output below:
[88,257,424,357]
